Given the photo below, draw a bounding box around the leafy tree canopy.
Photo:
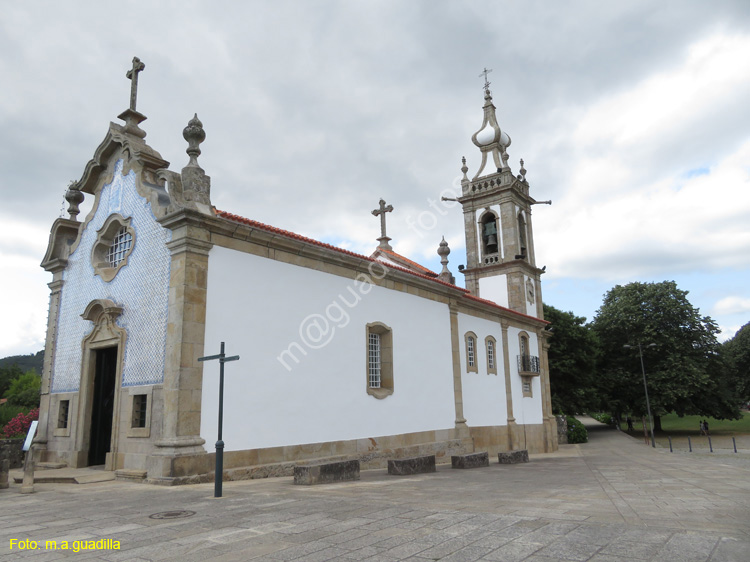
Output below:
[3,371,41,409]
[722,321,750,403]
[591,281,739,421]
[0,364,24,400]
[544,304,599,415]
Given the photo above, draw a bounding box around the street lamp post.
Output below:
[624,343,657,448]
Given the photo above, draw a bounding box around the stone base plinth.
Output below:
[451,452,489,469]
[498,450,529,464]
[388,455,436,475]
[294,460,360,485]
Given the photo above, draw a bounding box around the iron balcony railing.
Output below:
[517,355,540,374]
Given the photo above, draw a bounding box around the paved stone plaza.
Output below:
[2,418,749,561]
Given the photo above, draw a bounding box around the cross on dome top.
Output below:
[479,67,493,92]
[470,67,511,179]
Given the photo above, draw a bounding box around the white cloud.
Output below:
[713,296,750,316]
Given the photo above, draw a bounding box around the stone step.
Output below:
[451,451,489,469]
[294,460,360,485]
[387,455,436,475]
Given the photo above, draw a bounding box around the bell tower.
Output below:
[457,77,547,319]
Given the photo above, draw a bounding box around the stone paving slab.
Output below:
[1,417,749,561]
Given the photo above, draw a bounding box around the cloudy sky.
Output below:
[2,0,749,358]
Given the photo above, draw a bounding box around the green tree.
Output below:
[723,321,750,404]
[0,364,24,399]
[3,370,41,409]
[592,281,740,428]
[544,304,599,415]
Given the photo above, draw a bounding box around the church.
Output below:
[36,59,556,484]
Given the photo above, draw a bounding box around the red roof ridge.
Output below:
[376,248,438,276]
[214,209,467,291]
[462,294,550,324]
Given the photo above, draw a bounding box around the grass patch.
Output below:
[626,412,750,435]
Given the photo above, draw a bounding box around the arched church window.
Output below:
[517,212,527,258]
[485,336,497,375]
[480,213,499,257]
[464,331,478,373]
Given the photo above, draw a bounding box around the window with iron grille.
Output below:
[92,214,135,282]
[108,227,133,267]
[57,400,70,429]
[468,337,475,366]
[368,333,381,389]
[132,394,148,428]
[366,323,393,398]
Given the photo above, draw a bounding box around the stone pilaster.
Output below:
[448,302,471,441]
[150,212,212,479]
[500,320,516,450]
[539,330,557,452]
[36,277,64,453]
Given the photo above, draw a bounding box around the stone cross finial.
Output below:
[126,57,145,112]
[479,67,493,91]
[372,198,394,250]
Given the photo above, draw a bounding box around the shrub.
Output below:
[0,403,28,427]
[589,412,614,426]
[1,408,39,439]
[566,415,588,443]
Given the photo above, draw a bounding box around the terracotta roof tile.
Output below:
[215,209,464,290]
[376,248,438,277]
[215,209,546,324]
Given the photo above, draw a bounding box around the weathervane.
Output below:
[479,67,493,91]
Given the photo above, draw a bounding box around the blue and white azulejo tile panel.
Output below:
[51,160,172,392]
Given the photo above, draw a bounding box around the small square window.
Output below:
[132,394,148,428]
[57,400,70,429]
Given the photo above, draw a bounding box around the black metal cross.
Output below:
[198,341,239,498]
[126,57,146,112]
[479,67,493,90]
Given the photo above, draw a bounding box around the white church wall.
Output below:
[507,326,543,425]
[478,275,509,307]
[456,312,507,427]
[202,245,457,451]
[51,159,172,392]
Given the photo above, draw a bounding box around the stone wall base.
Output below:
[147,435,471,485]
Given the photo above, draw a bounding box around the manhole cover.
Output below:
[149,510,196,520]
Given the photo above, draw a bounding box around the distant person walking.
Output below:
[700,420,706,435]
[704,420,710,435]
[627,416,634,432]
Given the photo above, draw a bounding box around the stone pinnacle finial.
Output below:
[437,236,455,284]
[65,181,84,221]
[519,158,527,182]
[183,114,206,168]
[461,156,469,182]
[372,198,394,250]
